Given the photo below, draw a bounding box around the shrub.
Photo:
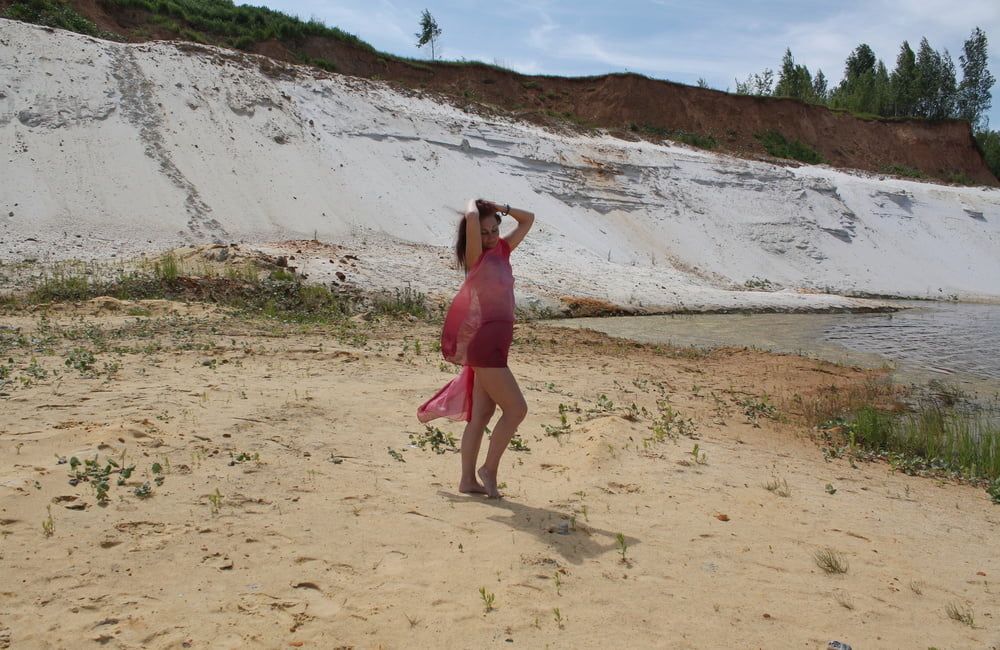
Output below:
[755,130,824,164]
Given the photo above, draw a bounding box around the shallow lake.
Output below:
[544,301,1000,401]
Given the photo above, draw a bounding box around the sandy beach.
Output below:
[1,300,996,649]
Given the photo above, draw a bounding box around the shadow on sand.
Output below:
[438,491,639,566]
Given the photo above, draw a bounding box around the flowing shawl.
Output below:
[417,239,514,423]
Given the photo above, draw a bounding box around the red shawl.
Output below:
[417,239,514,422]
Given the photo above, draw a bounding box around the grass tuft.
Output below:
[813,547,848,574]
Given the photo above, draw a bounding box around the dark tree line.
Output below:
[734,28,999,179]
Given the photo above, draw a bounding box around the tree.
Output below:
[415,9,441,60]
[976,129,1000,180]
[830,44,888,115]
[735,68,774,96]
[914,38,957,120]
[696,77,710,88]
[957,27,995,130]
[774,48,816,101]
[890,41,918,117]
[812,69,828,103]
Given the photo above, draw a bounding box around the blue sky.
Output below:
[251,0,1000,128]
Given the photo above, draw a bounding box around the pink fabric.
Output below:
[417,239,515,423]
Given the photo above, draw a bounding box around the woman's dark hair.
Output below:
[455,199,501,271]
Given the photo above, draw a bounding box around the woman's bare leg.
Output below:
[472,367,527,498]
[459,371,496,494]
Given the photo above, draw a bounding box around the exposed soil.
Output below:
[2,0,996,186]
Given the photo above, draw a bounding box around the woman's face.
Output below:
[480,215,500,249]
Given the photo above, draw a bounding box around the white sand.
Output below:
[2,19,999,313]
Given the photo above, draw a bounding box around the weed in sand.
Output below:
[41,505,54,537]
[208,488,223,515]
[552,607,565,629]
[409,425,458,454]
[230,451,261,465]
[404,613,420,628]
[553,571,562,595]
[508,435,530,452]
[832,589,854,610]
[133,482,153,498]
[909,580,924,595]
[741,395,778,426]
[691,444,707,465]
[542,408,572,438]
[945,601,975,627]
[387,447,406,463]
[615,532,628,563]
[825,483,837,495]
[64,348,96,375]
[479,586,495,613]
[987,477,1000,504]
[813,548,849,574]
[763,476,791,497]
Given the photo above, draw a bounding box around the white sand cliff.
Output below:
[2,19,999,312]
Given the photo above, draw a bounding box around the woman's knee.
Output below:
[470,402,496,427]
[502,397,527,424]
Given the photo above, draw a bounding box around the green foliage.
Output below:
[99,0,375,53]
[409,425,457,454]
[830,402,1000,482]
[881,163,925,178]
[755,131,824,164]
[975,129,1000,180]
[631,126,716,148]
[957,28,995,131]
[987,477,1000,504]
[368,285,431,319]
[2,0,120,39]
[415,8,442,60]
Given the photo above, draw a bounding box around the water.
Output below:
[543,301,1000,400]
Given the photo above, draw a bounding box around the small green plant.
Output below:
[208,488,223,514]
[987,477,1000,504]
[65,348,96,375]
[553,571,562,595]
[409,426,458,454]
[945,601,974,627]
[42,505,54,537]
[825,483,837,495]
[741,396,778,426]
[691,444,707,465]
[133,482,153,498]
[543,408,571,438]
[230,451,261,464]
[479,586,495,613]
[388,447,406,462]
[763,476,791,497]
[813,547,848,574]
[615,532,628,563]
[552,607,564,628]
[508,435,530,452]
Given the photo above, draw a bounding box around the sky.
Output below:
[248,0,1000,128]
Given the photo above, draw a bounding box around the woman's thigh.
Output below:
[470,371,496,421]
[473,367,526,418]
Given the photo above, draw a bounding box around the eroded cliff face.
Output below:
[3,19,999,313]
[7,0,991,185]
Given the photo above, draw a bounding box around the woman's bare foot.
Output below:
[458,479,487,495]
[477,466,501,499]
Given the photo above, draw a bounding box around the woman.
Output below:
[417,198,535,498]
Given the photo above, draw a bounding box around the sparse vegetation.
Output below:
[409,425,458,454]
[763,476,791,497]
[755,130,824,164]
[945,600,975,627]
[479,586,495,613]
[813,547,849,574]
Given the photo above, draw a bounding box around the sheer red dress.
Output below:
[417,238,515,423]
